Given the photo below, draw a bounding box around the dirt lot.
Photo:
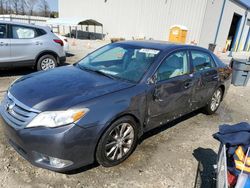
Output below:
[0,40,249,188]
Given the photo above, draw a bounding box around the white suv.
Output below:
[0,21,66,71]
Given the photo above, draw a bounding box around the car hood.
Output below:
[9,66,134,111]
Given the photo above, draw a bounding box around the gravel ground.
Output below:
[0,40,249,188]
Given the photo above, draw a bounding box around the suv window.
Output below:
[157,51,189,82]
[191,50,215,72]
[12,25,36,39]
[0,24,7,39]
[36,28,47,36]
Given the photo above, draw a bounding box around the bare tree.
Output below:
[20,0,27,15]
[5,0,12,14]
[38,0,50,17]
[11,0,20,14]
[26,0,37,15]
[0,0,4,14]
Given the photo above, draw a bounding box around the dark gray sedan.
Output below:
[0,41,232,172]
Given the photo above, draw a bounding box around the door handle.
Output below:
[35,41,43,45]
[0,42,8,46]
[184,81,193,89]
[153,89,163,102]
[213,75,219,79]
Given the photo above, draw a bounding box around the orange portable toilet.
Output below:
[169,25,188,44]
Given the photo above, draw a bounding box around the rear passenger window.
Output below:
[157,51,189,81]
[191,51,215,71]
[0,24,7,39]
[12,25,36,39]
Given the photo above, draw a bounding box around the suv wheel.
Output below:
[37,55,57,71]
[96,116,138,167]
[204,88,223,115]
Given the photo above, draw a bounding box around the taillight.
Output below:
[53,39,64,46]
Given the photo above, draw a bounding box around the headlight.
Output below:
[26,108,89,128]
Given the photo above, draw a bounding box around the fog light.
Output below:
[35,153,73,169]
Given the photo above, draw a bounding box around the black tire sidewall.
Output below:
[205,88,223,114]
[96,116,138,167]
[37,55,57,71]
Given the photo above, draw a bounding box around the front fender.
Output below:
[74,85,147,135]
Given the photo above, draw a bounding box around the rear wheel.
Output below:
[36,55,57,71]
[204,88,223,115]
[96,116,138,167]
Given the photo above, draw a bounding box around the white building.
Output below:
[59,0,250,52]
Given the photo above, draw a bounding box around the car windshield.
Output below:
[77,43,161,83]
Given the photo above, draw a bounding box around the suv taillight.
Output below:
[53,39,64,46]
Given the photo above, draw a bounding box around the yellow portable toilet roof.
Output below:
[170,25,188,31]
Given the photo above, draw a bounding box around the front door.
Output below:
[146,50,194,130]
[0,24,11,64]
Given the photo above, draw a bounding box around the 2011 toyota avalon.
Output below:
[0,41,231,172]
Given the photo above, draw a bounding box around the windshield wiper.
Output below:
[78,65,116,80]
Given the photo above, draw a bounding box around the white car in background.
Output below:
[55,33,69,53]
[0,21,66,71]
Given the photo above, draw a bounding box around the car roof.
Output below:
[0,20,49,30]
[117,40,210,53]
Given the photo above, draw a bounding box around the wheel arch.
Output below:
[35,50,59,66]
[218,84,225,100]
[94,112,143,161]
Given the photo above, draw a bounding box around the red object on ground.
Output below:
[227,171,237,187]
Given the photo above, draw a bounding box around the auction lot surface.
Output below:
[0,40,250,188]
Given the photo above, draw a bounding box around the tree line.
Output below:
[0,0,58,17]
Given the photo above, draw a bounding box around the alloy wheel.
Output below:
[105,123,135,161]
[41,58,56,70]
[210,89,222,111]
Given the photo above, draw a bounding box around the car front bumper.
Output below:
[0,115,101,172]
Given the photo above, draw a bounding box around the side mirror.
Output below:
[147,74,158,85]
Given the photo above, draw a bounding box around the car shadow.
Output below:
[193,148,217,188]
[0,67,35,77]
[66,52,75,57]
[0,63,73,77]
[139,109,202,144]
[65,109,205,175]
[64,162,99,175]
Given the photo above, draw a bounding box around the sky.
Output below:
[47,0,58,11]
[240,0,250,6]
[47,0,250,12]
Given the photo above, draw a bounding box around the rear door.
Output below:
[10,24,43,63]
[146,50,194,130]
[190,50,218,108]
[0,23,11,64]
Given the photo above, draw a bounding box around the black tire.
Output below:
[204,88,223,115]
[96,116,138,167]
[36,55,57,71]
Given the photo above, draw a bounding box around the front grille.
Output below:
[0,92,40,129]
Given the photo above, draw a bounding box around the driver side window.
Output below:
[157,51,189,82]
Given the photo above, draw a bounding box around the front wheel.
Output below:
[204,88,223,115]
[96,116,138,167]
